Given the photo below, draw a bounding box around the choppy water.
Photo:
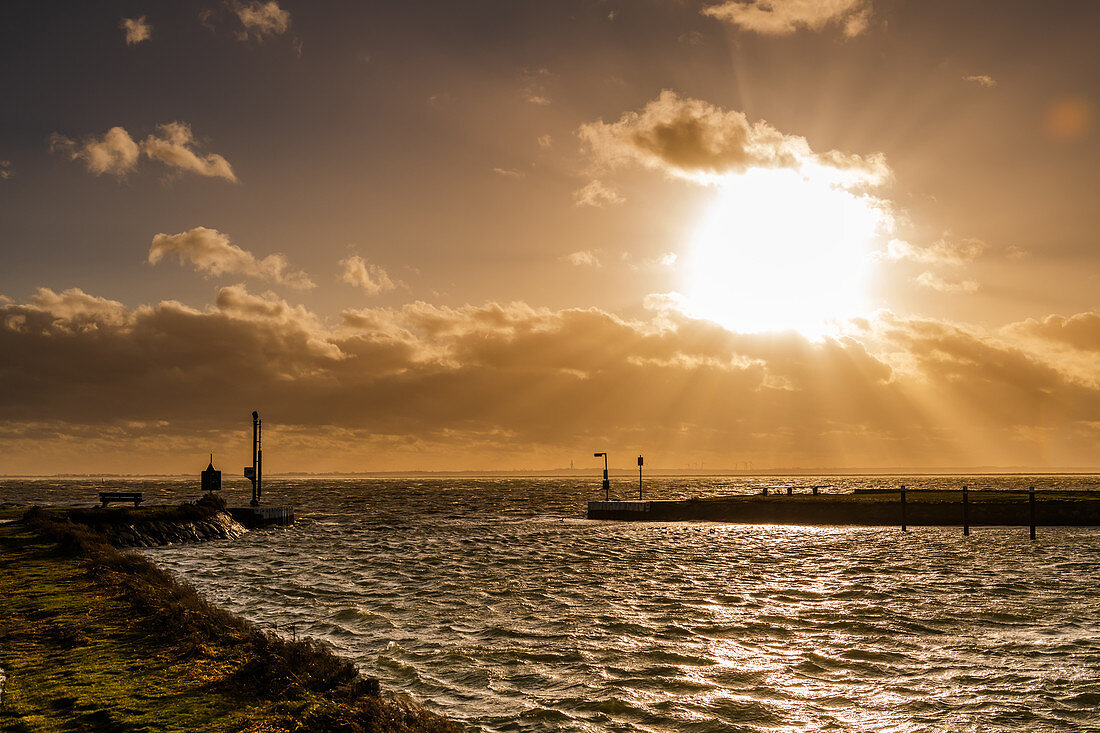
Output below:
[4,475,1100,731]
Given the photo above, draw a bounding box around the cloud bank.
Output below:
[1,287,1098,472]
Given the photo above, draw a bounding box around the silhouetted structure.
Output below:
[201,454,222,492]
[594,452,609,500]
[245,411,262,506]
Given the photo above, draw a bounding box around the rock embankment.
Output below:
[97,510,248,548]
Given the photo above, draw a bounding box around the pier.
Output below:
[587,489,1100,529]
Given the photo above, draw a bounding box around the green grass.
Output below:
[0,512,463,732]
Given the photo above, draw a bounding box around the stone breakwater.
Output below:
[96,510,248,548]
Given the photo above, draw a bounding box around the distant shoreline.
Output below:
[4,468,1100,479]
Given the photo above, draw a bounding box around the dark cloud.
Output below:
[1,289,1098,470]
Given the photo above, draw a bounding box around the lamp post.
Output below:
[594,452,609,501]
[246,411,262,507]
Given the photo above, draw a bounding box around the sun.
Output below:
[680,168,882,337]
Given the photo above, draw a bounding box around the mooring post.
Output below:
[1029,485,1036,540]
[786,487,793,495]
[962,485,970,536]
[812,486,818,495]
[900,484,907,532]
[762,486,768,496]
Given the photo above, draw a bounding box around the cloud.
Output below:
[574,180,625,207]
[120,16,151,45]
[0,160,11,180]
[4,281,1100,472]
[703,0,872,37]
[1009,313,1100,353]
[887,237,987,265]
[339,255,397,295]
[963,74,997,88]
[148,226,314,289]
[2,288,1100,472]
[50,123,236,181]
[230,1,291,41]
[537,135,553,148]
[492,167,524,179]
[520,67,552,106]
[916,272,979,293]
[49,127,140,177]
[578,90,889,187]
[562,251,602,267]
[140,122,237,181]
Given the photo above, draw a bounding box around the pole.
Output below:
[638,455,643,501]
[900,484,907,532]
[962,485,969,536]
[250,411,258,506]
[1029,485,1036,540]
[256,417,262,504]
[595,452,609,501]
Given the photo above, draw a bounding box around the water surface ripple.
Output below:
[6,475,1100,731]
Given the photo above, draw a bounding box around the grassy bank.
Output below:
[0,510,462,732]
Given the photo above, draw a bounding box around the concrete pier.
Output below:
[229,506,295,527]
[586,490,1100,527]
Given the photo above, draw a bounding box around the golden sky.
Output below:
[1,0,1097,474]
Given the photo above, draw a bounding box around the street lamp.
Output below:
[594,452,609,500]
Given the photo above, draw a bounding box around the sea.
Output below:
[4,474,1100,732]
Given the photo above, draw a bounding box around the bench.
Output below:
[99,491,143,507]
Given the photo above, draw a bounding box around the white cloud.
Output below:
[562,250,601,267]
[339,255,397,295]
[492,167,524,179]
[141,122,237,182]
[49,127,140,177]
[887,237,987,265]
[537,135,553,148]
[574,180,625,207]
[916,272,979,293]
[521,67,552,106]
[230,1,291,41]
[149,226,314,289]
[964,74,998,88]
[0,160,11,180]
[578,90,889,188]
[120,16,151,45]
[50,123,236,181]
[703,0,872,37]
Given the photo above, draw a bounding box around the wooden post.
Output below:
[812,486,818,495]
[1029,485,1036,540]
[786,487,793,495]
[962,485,969,536]
[900,484,907,532]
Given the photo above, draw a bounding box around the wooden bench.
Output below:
[99,491,143,507]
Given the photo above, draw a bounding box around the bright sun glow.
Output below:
[681,168,882,337]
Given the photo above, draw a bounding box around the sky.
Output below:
[1,0,1098,475]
